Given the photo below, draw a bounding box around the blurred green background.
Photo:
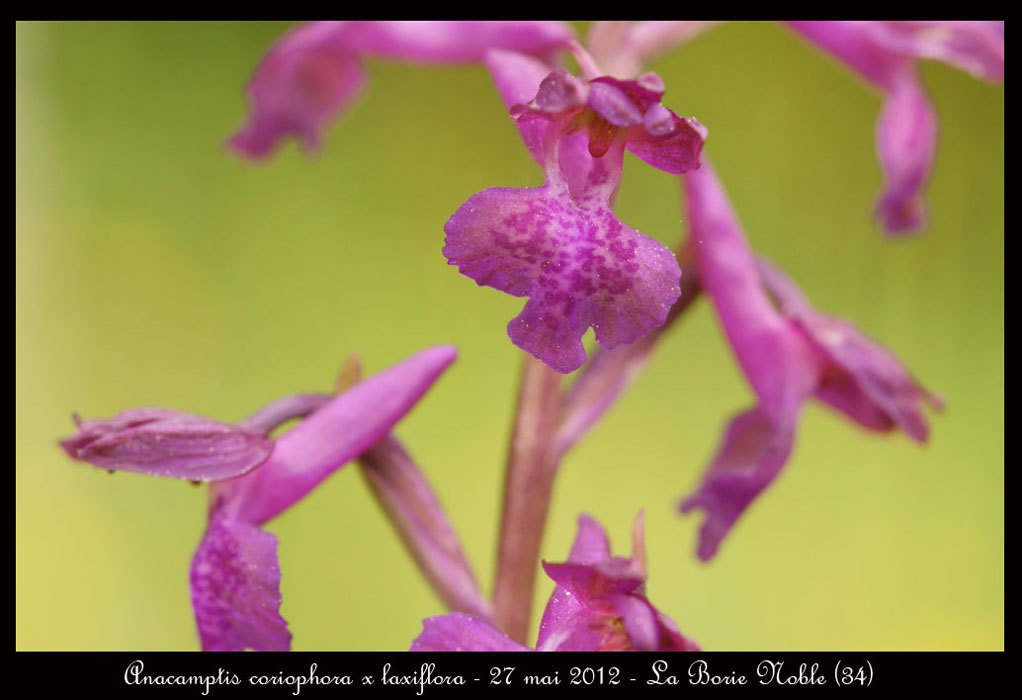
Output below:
[16,21,1003,651]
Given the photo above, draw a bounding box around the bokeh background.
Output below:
[16,21,1003,651]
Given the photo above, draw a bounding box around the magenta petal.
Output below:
[627,114,707,175]
[812,326,942,441]
[60,408,273,481]
[190,516,290,651]
[215,346,457,525]
[874,77,937,233]
[410,613,531,651]
[444,184,681,374]
[680,407,798,562]
[567,513,612,563]
[228,22,365,159]
[757,258,942,441]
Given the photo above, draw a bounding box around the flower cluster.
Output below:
[60,21,1002,650]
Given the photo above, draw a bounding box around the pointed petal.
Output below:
[680,406,798,561]
[410,613,530,651]
[190,516,290,651]
[60,408,273,481]
[215,346,457,525]
[567,513,612,563]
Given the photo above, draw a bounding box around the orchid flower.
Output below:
[229,21,575,159]
[679,160,943,561]
[412,512,699,651]
[230,22,708,374]
[786,21,1004,233]
[444,45,706,373]
[62,346,457,650]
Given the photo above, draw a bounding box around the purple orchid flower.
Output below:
[229,21,575,159]
[786,21,1004,234]
[679,160,942,561]
[443,46,706,374]
[411,512,699,651]
[62,346,457,650]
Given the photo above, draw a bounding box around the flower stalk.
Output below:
[492,354,564,642]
